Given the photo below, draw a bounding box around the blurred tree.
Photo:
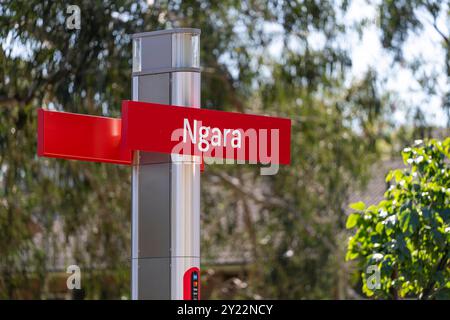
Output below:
[201,1,390,299]
[0,0,144,299]
[346,139,450,299]
[378,0,449,127]
[0,0,390,299]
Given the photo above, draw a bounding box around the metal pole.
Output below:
[130,29,201,300]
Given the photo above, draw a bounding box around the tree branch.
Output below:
[420,243,449,300]
[213,171,316,237]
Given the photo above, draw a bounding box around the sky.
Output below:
[345,0,448,126]
[264,0,448,126]
[3,0,448,126]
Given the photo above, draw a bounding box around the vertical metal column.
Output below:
[131,29,201,300]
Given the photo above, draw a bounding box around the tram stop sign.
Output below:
[38,100,291,299]
[37,25,291,303]
[38,100,291,168]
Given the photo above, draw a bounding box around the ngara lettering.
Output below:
[183,119,242,152]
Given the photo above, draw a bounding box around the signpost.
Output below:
[37,28,291,300]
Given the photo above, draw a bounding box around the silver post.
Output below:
[131,29,201,300]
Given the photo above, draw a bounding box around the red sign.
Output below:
[122,101,291,165]
[38,109,131,165]
[38,101,291,165]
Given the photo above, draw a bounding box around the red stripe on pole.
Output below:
[37,109,132,165]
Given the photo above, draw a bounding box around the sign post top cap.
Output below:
[131,28,201,39]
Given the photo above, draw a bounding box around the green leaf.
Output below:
[422,208,432,220]
[345,251,359,261]
[346,213,360,229]
[409,210,419,233]
[399,209,411,233]
[385,171,393,182]
[394,169,404,183]
[431,228,446,248]
[349,201,366,211]
[375,222,384,233]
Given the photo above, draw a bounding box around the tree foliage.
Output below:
[347,139,450,299]
[0,0,444,299]
[378,0,450,127]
